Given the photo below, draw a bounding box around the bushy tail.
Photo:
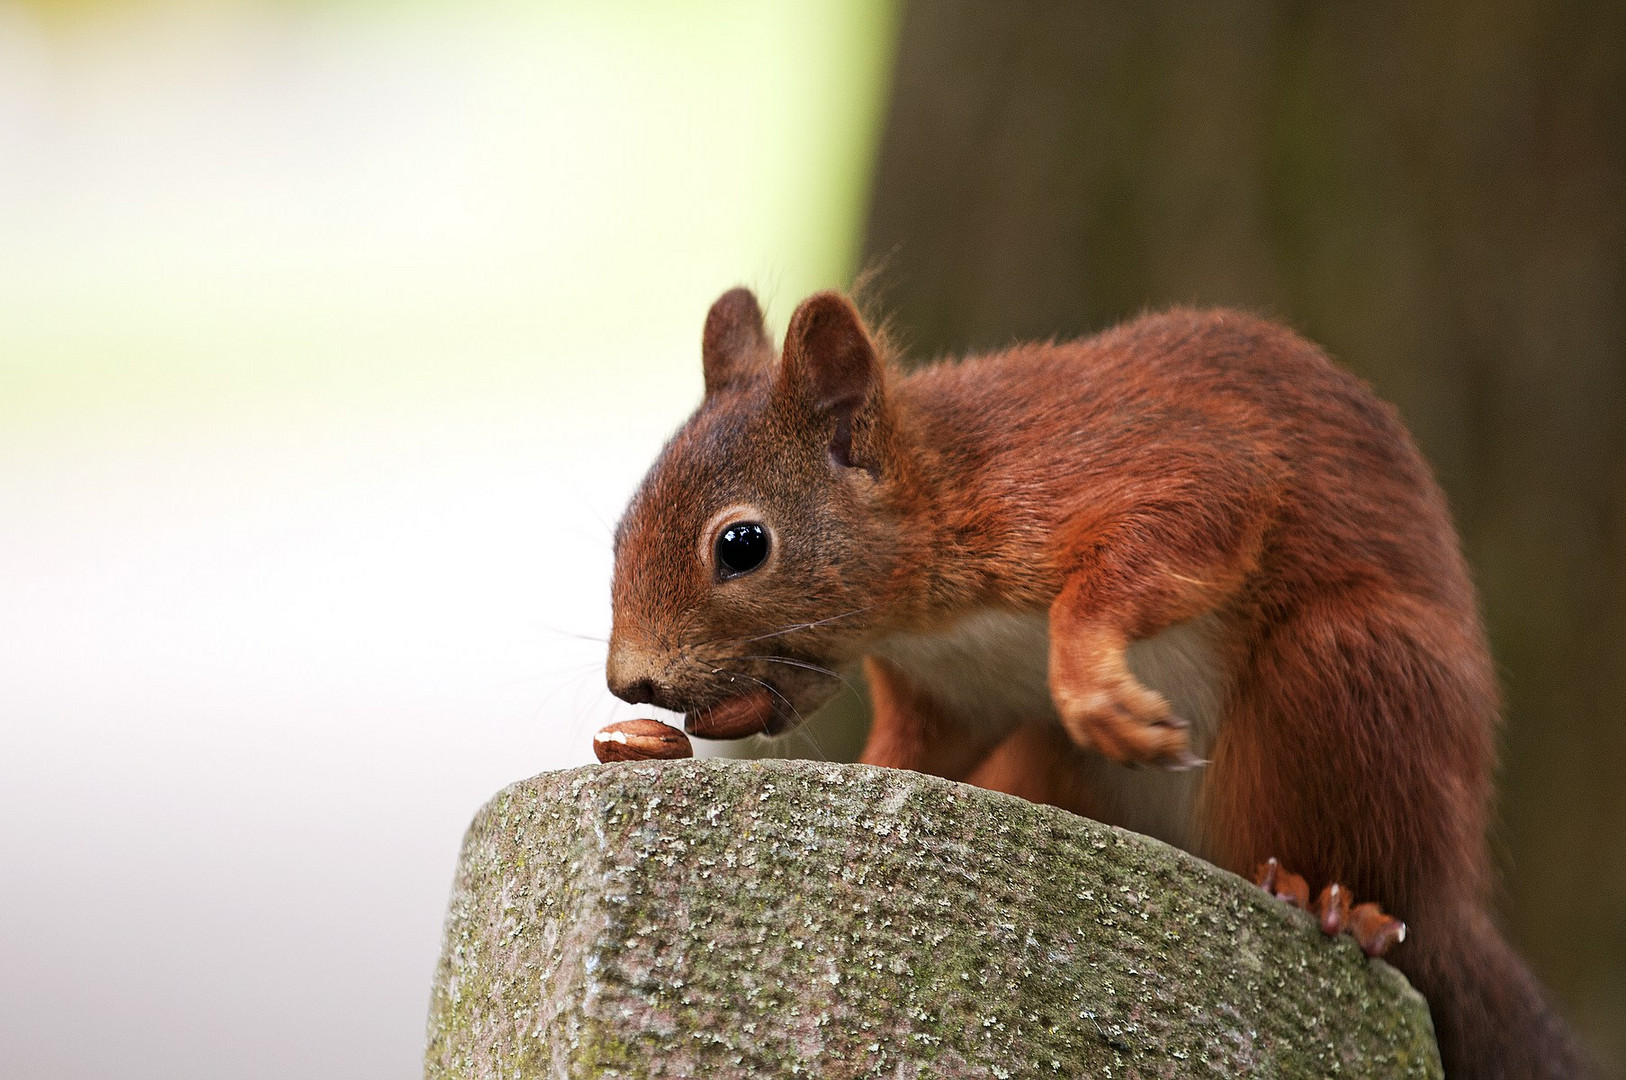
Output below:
[1400,904,1598,1080]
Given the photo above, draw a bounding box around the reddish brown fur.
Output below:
[608,289,1594,1079]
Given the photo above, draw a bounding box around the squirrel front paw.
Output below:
[1254,858,1407,958]
[1050,638,1200,769]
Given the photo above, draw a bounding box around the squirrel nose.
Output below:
[616,677,656,705]
[610,672,680,711]
[606,638,670,706]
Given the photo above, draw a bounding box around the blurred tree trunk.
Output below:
[862,0,1626,1068]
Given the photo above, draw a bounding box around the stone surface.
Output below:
[425,759,1442,1079]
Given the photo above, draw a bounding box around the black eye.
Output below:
[715,521,769,579]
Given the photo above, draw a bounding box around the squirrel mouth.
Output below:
[684,690,789,740]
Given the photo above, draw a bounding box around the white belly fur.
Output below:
[873,610,1229,855]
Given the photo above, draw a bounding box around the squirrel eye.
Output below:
[714,522,769,579]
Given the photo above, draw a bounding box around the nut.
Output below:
[685,691,777,739]
[593,718,693,763]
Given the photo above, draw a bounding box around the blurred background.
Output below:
[0,1,1619,1077]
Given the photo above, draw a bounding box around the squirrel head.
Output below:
[607,287,902,731]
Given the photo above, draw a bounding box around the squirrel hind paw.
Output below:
[1254,859,1407,958]
[1348,901,1407,957]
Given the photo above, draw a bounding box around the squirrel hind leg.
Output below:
[963,721,1116,821]
[859,655,1115,823]
[857,655,1014,780]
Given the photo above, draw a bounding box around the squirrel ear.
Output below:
[702,287,772,396]
[782,291,878,414]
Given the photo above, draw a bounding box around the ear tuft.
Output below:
[702,287,772,396]
[783,291,877,412]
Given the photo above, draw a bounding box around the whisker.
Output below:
[703,663,809,734]
[734,654,844,678]
[737,601,888,644]
[786,719,834,763]
[534,665,604,716]
[537,625,610,644]
[554,474,620,542]
[696,656,870,766]
[730,654,863,700]
[694,601,890,652]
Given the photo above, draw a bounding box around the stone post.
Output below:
[425,758,1441,1078]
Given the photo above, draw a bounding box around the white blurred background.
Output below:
[0,2,894,1075]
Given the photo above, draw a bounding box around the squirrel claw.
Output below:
[1165,747,1209,771]
[1155,712,1191,731]
[1316,882,1352,936]
[1253,857,1310,909]
[1254,859,1406,958]
[1150,716,1207,771]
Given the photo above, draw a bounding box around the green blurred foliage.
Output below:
[0,0,898,439]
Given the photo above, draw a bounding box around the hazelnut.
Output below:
[593,718,693,763]
[684,691,776,739]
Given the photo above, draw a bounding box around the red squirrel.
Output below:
[606,286,1594,1079]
